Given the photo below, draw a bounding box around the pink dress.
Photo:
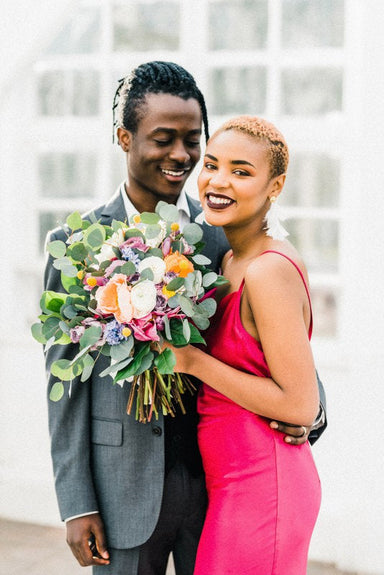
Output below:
[194,251,321,575]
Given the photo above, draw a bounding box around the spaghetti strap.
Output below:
[259,250,313,338]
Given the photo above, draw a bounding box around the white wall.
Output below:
[1,1,384,573]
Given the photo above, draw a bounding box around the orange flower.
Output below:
[164,251,194,278]
[95,274,133,323]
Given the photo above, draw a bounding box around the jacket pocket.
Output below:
[91,418,123,446]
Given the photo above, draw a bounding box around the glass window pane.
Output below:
[311,287,338,338]
[282,0,344,48]
[282,154,340,208]
[288,218,338,273]
[208,0,268,50]
[44,7,101,54]
[281,68,343,116]
[209,67,266,115]
[39,211,71,252]
[39,153,97,198]
[38,70,100,116]
[113,2,180,51]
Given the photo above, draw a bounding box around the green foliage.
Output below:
[154,348,176,374]
[66,211,83,231]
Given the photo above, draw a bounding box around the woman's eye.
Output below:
[204,162,216,170]
[233,169,249,176]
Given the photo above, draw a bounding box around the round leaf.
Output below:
[49,381,65,402]
[83,223,106,250]
[66,211,83,231]
[47,240,67,259]
[140,212,160,224]
[156,202,179,222]
[182,223,203,245]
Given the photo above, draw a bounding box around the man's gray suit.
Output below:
[44,190,229,550]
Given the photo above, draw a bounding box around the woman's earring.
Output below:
[264,196,289,241]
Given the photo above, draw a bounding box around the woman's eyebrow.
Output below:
[205,153,255,168]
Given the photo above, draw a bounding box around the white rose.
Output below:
[138,256,166,284]
[145,220,167,248]
[95,229,126,264]
[131,280,157,318]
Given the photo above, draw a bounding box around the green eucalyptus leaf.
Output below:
[61,273,79,292]
[124,228,145,241]
[191,313,210,331]
[154,348,176,374]
[40,291,68,314]
[31,323,47,344]
[51,359,82,381]
[139,267,154,281]
[182,223,204,245]
[114,343,151,382]
[49,381,65,402]
[79,325,102,349]
[83,223,106,250]
[182,318,191,343]
[140,212,160,225]
[163,315,172,340]
[67,242,88,263]
[66,211,83,231]
[110,338,134,362]
[178,295,195,317]
[99,356,133,377]
[166,277,184,291]
[156,201,179,222]
[42,316,61,340]
[168,318,205,346]
[80,354,95,382]
[145,223,161,239]
[192,254,212,266]
[196,297,217,318]
[202,271,218,288]
[148,248,163,258]
[120,261,136,276]
[47,240,67,259]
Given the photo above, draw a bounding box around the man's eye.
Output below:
[154,140,171,146]
[187,141,200,147]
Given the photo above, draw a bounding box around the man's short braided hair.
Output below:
[113,61,209,142]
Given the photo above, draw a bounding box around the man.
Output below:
[44,61,326,575]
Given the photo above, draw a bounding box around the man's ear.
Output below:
[117,127,131,152]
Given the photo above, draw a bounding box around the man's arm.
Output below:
[44,230,109,565]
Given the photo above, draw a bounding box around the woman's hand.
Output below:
[163,341,197,375]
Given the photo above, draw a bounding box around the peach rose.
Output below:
[164,251,194,278]
[95,273,133,323]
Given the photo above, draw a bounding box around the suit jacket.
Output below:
[44,190,230,549]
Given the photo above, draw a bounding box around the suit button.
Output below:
[152,426,162,436]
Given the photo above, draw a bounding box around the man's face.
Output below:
[118,93,203,211]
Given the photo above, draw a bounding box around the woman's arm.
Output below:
[171,254,319,426]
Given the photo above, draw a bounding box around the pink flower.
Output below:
[69,325,85,343]
[162,236,171,256]
[104,259,126,277]
[130,315,160,342]
[120,237,149,253]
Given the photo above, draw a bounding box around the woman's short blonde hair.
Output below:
[212,115,289,179]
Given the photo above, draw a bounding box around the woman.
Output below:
[170,116,321,574]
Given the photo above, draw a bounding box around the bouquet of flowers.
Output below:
[32,201,226,423]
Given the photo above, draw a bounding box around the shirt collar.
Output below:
[119,182,190,221]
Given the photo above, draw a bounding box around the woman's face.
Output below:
[198,129,281,230]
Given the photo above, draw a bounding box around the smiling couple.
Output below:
[44,61,326,575]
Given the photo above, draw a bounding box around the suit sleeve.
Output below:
[44,230,99,521]
[308,372,327,445]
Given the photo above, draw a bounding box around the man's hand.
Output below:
[66,513,110,567]
[269,421,310,445]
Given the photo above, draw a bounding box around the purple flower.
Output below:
[105,320,126,345]
[120,246,141,267]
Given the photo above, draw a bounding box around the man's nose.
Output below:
[169,141,190,163]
